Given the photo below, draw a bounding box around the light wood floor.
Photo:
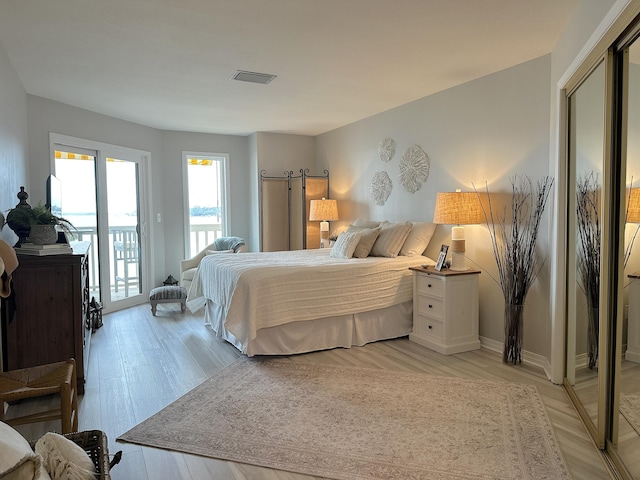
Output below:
[6,304,613,479]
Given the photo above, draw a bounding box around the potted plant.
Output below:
[5,204,75,246]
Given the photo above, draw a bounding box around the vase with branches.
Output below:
[477,175,554,364]
[575,172,600,370]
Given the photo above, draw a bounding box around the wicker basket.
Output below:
[31,429,118,479]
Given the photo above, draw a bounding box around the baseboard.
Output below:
[480,336,553,382]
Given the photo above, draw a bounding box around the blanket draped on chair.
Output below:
[214,237,245,252]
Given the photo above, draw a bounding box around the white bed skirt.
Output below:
[204,300,413,357]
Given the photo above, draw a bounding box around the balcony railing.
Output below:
[72,223,222,301]
[189,223,223,254]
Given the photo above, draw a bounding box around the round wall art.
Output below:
[399,145,430,193]
[378,137,396,163]
[370,171,393,206]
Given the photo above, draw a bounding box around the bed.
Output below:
[186,221,436,356]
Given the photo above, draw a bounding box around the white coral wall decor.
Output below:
[370,171,393,206]
[399,145,430,193]
[378,137,396,163]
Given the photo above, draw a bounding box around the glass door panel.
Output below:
[54,149,100,301]
[106,157,141,301]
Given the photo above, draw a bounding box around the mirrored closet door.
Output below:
[565,58,608,447]
[565,15,640,478]
[613,31,640,479]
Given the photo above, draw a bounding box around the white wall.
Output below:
[23,96,311,285]
[160,131,252,271]
[0,41,28,246]
[26,95,167,285]
[255,132,316,176]
[316,56,553,360]
[252,132,317,251]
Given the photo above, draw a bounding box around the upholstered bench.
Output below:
[149,286,187,316]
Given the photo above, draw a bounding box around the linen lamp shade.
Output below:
[628,188,640,223]
[433,191,482,271]
[309,198,339,248]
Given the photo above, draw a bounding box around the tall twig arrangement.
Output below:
[476,175,554,364]
[575,173,600,370]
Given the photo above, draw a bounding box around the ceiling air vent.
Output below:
[230,70,277,84]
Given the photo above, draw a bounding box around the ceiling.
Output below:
[0,0,581,136]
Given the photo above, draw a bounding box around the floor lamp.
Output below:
[433,190,482,271]
[309,198,339,249]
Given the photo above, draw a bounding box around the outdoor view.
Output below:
[55,150,140,302]
[53,151,225,301]
[186,155,225,256]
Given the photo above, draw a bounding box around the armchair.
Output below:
[180,237,247,291]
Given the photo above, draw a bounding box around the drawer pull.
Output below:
[428,304,433,308]
[427,284,432,288]
[428,325,433,329]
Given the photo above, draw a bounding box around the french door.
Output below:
[50,133,150,312]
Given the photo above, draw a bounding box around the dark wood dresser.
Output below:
[1,242,91,394]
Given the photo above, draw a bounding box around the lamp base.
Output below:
[449,251,467,271]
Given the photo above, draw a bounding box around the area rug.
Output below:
[118,359,570,479]
[621,393,640,436]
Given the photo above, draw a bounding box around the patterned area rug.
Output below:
[118,359,570,479]
[621,393,640,436]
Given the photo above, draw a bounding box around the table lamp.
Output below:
[626,187,640,266]
[309,198,339,249]
[433,190,482,271]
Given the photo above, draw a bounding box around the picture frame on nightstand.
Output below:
[435,244,449,271]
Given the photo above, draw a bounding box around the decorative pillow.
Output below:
[353,219,383,229]
[399,222,437,256]
[370,222,413,258]
[34,433,94,480]
[0,421,48,480]
[346,225,382,258]
[205,249,233,255]
[330,232,362,259]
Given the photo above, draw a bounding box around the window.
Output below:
[183,152,228,257]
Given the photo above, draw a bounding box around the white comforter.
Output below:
[187,249,432,344]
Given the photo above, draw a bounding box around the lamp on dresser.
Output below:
[433,190,482,271]
[309,198,339,249]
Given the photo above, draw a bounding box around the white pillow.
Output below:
[399,222,437,256]
[353,219,383,228]
[330,232,362,259]
[205,249,233,255]
[370,222,413,258]
[35,433,95,480]
[346,225,382,258]
[0,421,49,480]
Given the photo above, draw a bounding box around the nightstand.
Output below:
[409,266,481,355]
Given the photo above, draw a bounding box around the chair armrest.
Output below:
[180,250,207,273]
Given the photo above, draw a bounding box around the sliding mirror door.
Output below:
[565,59,608,446]
[613,33,640,479]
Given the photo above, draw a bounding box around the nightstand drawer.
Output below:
[417,295,443,319]
[416,318,443,339]
[416,275,444,297]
